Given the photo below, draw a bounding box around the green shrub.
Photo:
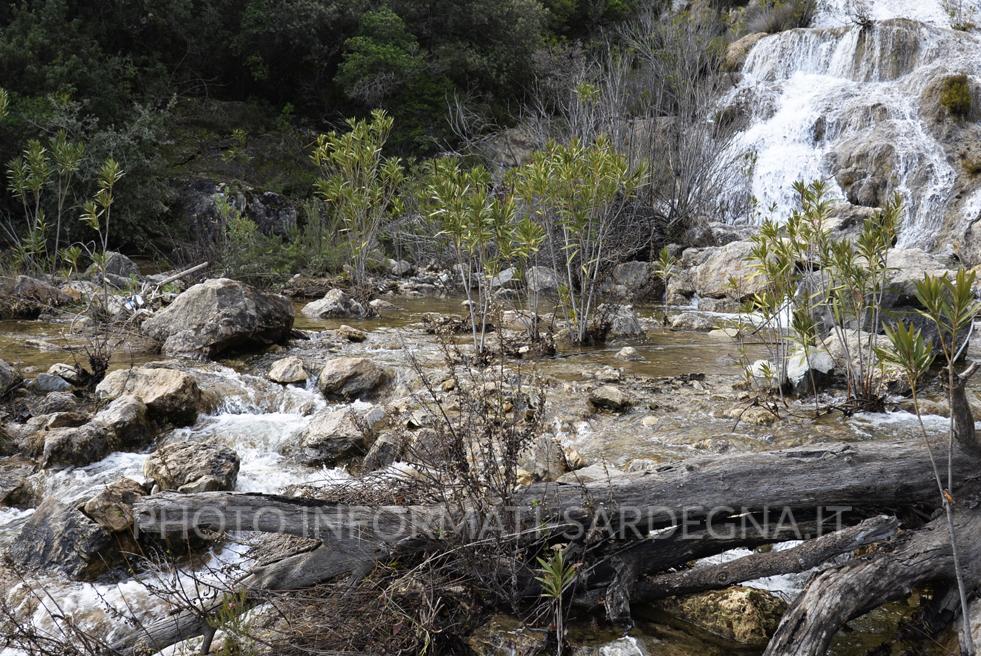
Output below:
[940,74,972,118]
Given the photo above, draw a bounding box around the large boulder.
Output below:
[11,275,71,306]
[41,424,112,469]
[689,241,762,300]
[0,457,38,507]
[85,251,140,280]
[301,288,368,320]
[91,395,154,449]
[144,441,240,493]
[96,367,202,426]
[0,359,22,396]
[7,497,121,580]
[526,266,562,295]
[725,32,767,71]
[670,312,716,332]
[141,278,294,359]
[288,404,385,466]
[597,304,644,338]
[885,247,955,304]
[589,385,633,413]
[317,357,391,401]
[608,261,652,299]
[82,477,147,533]
[268,356,308,385]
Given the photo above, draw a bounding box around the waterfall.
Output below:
[721,0,981,249]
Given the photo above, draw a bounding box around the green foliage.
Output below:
[746,180,899,405]
[653,245,677,314]
[535,546,577,655]
[335,7,425,106]
[877,322,935,389]
[312,110,405,287]
[423,157,544,352]
[939,74,972,118]
[914,269,981,362]
[512,136,645,344]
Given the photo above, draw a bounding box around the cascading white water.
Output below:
[0,368,351,655]
[722,0,981,248]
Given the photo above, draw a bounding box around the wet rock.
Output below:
[885,248,955,304]
[82,477,147,533]
[653,587,787,647]
[301,288,368,319]
[745,359,780,390]
[290,404,385,466]
[30,372,73,393]
[387,259,414,277]
[0,457,37,507]
[526,266,561,295]
[785,349,835,395]
[489,267,518,289]
[11,275,71,307]
[728,404,778,426]
[144,441,240,493]
[8,497,119,580]
[362,431,402,471]
[609,261,652,299]
[41,424,111,469]
[615,346,645,362]
[523,435,570,482]
[142,278,294,359]
[670,312,716,332]
[85,251,140,280]
[43,411,89,429]
[97,366,202,426]
[47,362,85,386]
[589,385,633,413]
[30,390,78,414]
[337,324,367,342]
[688,241,762,300]
[318,357,391,402]
[369,298,398,313]
[467,614,548,656]
[597,304,644,338]
[268,356,308,385]
[0,359,23,396]
[92,395,153,449]
[725,32,767,71]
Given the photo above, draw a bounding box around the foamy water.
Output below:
[721,0,981,247]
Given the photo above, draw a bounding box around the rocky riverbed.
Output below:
[0,258,975,655]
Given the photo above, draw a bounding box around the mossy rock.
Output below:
[651,586,788,647]
[939,74,972,118]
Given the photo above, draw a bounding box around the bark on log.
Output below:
[951,360,980,454]
[115,440,981,655]
[763,507,981,656]
[134,440,981,540]
[632,514,899,600]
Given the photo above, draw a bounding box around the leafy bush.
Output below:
[940,74,972,118]
[742,0,817,34]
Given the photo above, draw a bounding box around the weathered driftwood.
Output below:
[632,514,900,601]
[113,439,981,655]
[951,360,980,454]
[763,508,981,656]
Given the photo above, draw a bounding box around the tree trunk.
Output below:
[763,508,981,656]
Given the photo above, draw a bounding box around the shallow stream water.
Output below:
[0,296,968,655]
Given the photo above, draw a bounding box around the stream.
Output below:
[0,296,965,655]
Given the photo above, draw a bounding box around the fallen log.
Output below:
[632,514,900,600]
[113,440,981,655]
[763,507,981,656]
